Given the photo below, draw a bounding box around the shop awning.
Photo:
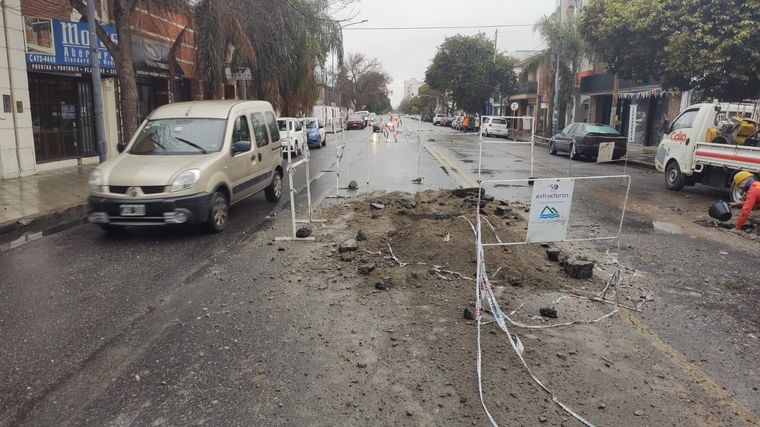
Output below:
[132,36,185,78]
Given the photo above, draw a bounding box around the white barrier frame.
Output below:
[327,127,352,199]
[478,175,631,247]
[275,141,325,242]
[479,116,537,180]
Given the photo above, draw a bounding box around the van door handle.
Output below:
[685,138,690,146]
[251,153,256,161]
[258,153,262,162]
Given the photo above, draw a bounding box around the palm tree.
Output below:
[525,13,587,133]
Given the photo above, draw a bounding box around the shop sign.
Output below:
[527,178,575,243]
[24,17,117,74]
[132,36,180,78]
[627,104,638,143]
[225,67,252,81]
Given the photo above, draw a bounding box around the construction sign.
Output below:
[526,178,575,243]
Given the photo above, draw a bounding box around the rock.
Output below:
[371,212,380,219]
[556,352,567,360]
[396,199,417,209]
[348,180,358,189]
[546,248,561,262]
[340,252,356,262]
[356,229,367,241]
[370,203,385,210]
[633,410,644,416]
[406,410,413,417]
[358,264,375,275]
[495,206,508,217]
[463,308,475,320]
[539,415,548,423]
[482,193,495,202]
[356,362,367,368]
[508,276,523,287]
[296,227,312,238]
[375,281,390,291]
[452,187,485,198]
[277,247,285,252]
[338,239,358,253]
[597,402,606,409]
[563,257,594,279]
[539,307,558,318]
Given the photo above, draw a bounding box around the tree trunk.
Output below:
[114,6,139,141]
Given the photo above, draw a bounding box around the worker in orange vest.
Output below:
[463,114,470,130]
[731,171,760,233]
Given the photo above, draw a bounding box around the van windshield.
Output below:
[304,119,318,129]
[129,118,226,155]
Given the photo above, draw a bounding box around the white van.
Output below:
[88,100,284,233]
[277,117,306,156]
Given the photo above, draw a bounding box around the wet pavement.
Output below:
[1,120,759,425]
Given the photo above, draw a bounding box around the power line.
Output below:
[343,24,533,31]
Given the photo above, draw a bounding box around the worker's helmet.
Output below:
[733,170,755,188]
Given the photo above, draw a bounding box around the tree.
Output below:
[579,0,760,100]
[527,14,587,132]
[336,52,391,110]
[397,97,414,114]
[425,34,515,114]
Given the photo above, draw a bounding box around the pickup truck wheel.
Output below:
[265,169,283,203]
[207,191,228,233]
[730,182,746,204]
[665,161,684,190]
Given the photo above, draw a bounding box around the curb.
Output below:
[0,202,88,247]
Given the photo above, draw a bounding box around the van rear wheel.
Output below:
[266,169,283,203]
[665,161,684,191]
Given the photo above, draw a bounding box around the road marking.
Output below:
[425,143,479,188]
[622,308,760,425]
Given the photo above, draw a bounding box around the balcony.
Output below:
[511,82,538,95]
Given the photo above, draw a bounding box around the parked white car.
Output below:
[277,117,305,157]
[481,116,509,138]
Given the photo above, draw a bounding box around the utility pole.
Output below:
[87,0,107,162]
[551,2,562,135]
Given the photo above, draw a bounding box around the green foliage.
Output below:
[533,14,587,110]
[365,95,392,114]
[425,34,516,113]
[579,0,760,100]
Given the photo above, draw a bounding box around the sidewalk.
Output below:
[0,165,92,242]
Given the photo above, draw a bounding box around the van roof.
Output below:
[149,100,273,120]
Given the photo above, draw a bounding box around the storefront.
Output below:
[24,17,119,166]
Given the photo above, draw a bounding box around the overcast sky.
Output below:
[333,0,557,107]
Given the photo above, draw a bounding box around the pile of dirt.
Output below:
[274,189,749,425]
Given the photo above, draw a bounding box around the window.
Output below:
[584,124,619,135]
[561,124,576,135]
[265,111,280,142]
[251,112,269,147]
[232,115,251,143]
[671,109,699,132]
[492,118,507,125]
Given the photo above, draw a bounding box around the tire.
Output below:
[265,169,283,203]
[549,140,557,155]
[569,143,578,160]
[207,191,229,233]
[99,224,125,234]
[729,182,746,204]
[665,161,684,191]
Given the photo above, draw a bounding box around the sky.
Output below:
[333,0,557,107]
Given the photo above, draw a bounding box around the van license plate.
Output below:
[120,204,146,216]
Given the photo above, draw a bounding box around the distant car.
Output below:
[452,116,463,130]
[445,116,454,127]
[482,116,509,138]
[549,123,627,160]
[303,117,326,148]
[346,114,366,130]
[277,117,305,156]
[433,114,446,126]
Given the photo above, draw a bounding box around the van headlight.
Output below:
[170,169,201,192]
[88,170,104,192]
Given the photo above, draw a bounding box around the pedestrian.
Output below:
[730,170,760,234]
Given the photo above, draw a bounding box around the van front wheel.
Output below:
[207,191,229,233]
[665,161,684,191]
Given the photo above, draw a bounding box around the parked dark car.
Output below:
[549,123,627,160]
[346,114,366,130]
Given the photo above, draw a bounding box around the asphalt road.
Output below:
[1,119,758,425]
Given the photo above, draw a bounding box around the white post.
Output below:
[305,145,312,220]
[417,115,422,180]
[287,139,296,237]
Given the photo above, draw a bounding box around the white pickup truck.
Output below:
[655,102,760,202]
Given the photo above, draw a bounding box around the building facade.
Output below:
[0,0,199,180]
[403,78,422,100]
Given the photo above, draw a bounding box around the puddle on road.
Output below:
[652,221,683,234]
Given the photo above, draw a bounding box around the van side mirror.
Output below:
[231,140,252,154]
[117,142,127,153]
[319,124,324,129]
[661,120,670,134]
